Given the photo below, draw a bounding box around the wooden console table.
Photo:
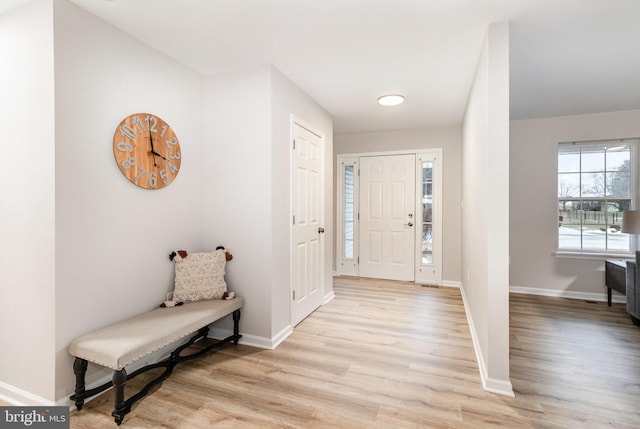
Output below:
[605,259,640,326]
[604,259,629,306]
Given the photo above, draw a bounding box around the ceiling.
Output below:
[4,0,640,134]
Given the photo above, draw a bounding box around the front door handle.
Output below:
[404,222,413,227]
[318,227,325,234]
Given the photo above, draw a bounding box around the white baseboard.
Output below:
[268,324,293,349]
[0,381,56,406]
[483,377,515,397]
[458,284,515,397]
[0,380,86,408]
[441,280,462,288]
[209,324,292,350]
[509,285,625,303]
[323,291,335,304]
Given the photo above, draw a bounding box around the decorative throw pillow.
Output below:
[171,250,227,303]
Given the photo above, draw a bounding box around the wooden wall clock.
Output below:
[113,113,181,190]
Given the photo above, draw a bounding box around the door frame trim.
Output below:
[336,148,443,284]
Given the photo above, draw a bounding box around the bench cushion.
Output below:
[68,297,244,370]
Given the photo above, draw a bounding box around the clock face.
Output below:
[113,113,181,190]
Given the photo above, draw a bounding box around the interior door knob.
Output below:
[318,227,325,233]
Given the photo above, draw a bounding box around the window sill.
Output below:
[555,250,634,261]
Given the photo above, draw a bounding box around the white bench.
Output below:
[68,297,243,425]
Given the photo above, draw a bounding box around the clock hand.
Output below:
[150,150,169,161]
[148,130,158,167]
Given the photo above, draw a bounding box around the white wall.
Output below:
[202,66,273,341]
[52,0,204,401]
[0,0,56,403]
[202,65,333,346]
[461,22,512,395]
[510,110,640,298]
[334,126,462,284]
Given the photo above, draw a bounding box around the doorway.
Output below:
[337,149,442,284]
[291,119,325,326]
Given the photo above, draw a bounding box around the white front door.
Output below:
[359,154,416,281]
[291,121,324,326]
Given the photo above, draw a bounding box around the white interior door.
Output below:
[359,154,415,281]
[291,121,324,326]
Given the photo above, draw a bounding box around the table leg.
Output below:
[112,369,128,425]
[71,358,88,410]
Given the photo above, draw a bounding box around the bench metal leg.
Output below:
[112,369,128,425]
[233,309,241,345]
[71,358,88,410]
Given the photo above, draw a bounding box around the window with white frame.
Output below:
[421,160,434,265]
[344,164,355,260]
[557,139,637,254]
[337,157,358,275]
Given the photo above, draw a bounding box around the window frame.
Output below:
[415,151,442,284]
[336,156,359,275]
[556,138,639,258]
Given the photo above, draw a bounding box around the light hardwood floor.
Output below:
[67,277,640,428]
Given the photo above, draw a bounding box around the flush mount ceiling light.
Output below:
[377,94,405,106]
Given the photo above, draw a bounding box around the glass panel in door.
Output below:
[422,162,433,266]
[344,165,355,259]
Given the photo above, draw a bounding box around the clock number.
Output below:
[119,124,136,140]
[159,169,169,185]
[121,157,136,170]
[145,115,158,132]
[131,115,145,133]
[115,141,134,152]
[167,161,178,174]
[148,172,157,188]
[160,124,168,137]
[168,151,181,160]
[165,137,178,147]
[134,166,146,183]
